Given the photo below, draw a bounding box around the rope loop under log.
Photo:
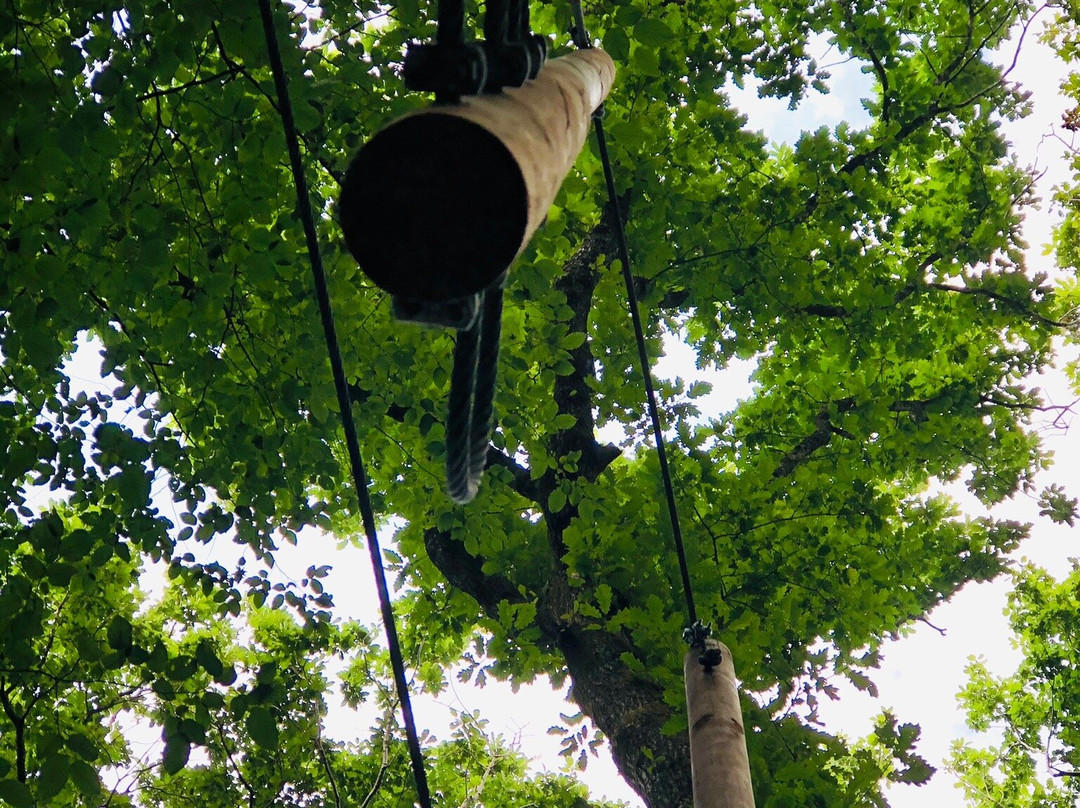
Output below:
[445,281,504,504]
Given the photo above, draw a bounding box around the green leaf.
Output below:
[603,27,631,62]
[65,733,98,762]
[0,779,34,808]
[596,584,613,614]
[552,413,577,430]
[561,331,587,350]
[195,639,224,677]
[68,760,100,798]
[847,670,879,697]
[106,615,133,653]
[214,664,238,686]
[631,46,660,77]
[162,735,191,775]
[36,754,69,800]
[245,707,279,748]
[147,641,169,673]
[633,19,675,47]
[548,489,567,513]
[35,297,60,319]
[60,529,96,561]
[179,717,207,746]
[89,66,124,97]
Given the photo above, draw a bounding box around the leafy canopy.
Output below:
[0,0,1073,806]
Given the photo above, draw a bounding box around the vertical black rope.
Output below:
[445,285,503,504]
[484,0,509,44]
[564,0,698,629]
[256,4,433,806]
[436,0,464,44]
[468,285,504,483]
[593,119,698,627]
[516,0,530,41]
[446,314,483,503]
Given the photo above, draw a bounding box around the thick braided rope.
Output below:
[446,313,483,503]
[467,285,504,485]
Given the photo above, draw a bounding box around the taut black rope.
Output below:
[594,121,697,627]
[444,283,504,503]
[257,4,433,806]
[569,4,701,633]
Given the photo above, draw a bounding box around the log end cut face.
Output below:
[339,113,528,302]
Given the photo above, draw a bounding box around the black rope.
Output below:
[436,0,465,45]
[446,311,483,503]
[484,0,510,44]
[569,1,699,628]
[594,120,697,627]
[445,284,504,503]
[256,4,433,806]
[468,284,504,483]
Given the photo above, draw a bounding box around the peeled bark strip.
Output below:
[684,640,756,808]
[339,48,616,302]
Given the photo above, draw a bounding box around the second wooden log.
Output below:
[684,639,756,808]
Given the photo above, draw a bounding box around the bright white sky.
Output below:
[54,13,1079,806]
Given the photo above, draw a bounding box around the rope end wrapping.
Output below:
[683,621,721,671]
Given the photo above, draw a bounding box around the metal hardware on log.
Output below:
[684,639,756,808]
[338,48,615,303]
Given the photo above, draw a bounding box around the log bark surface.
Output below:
[339,48,616,301]
[684,640,756,808]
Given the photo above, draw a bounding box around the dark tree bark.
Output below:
[423,204,695,808]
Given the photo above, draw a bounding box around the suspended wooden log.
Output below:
[338,48,616,303]
[684,640,756,808]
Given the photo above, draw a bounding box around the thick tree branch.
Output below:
[772,398,857,478]
[0,680,27,781]
[484,445,541,502]
[927,282,1065,328]
[423,527,525,619]
[426,518,693,807]
[840,0,892,122]
[535,576,693,808]
[550,205,624,483]
[420,199,693,808]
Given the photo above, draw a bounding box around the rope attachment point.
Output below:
[683,621,721,671]
[403,0,547,101]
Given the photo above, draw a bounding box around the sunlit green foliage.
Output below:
[951,564,1080,808]
[1,0,1072,805]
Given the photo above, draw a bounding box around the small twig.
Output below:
[316,729,342,808]
[135,66,241,101]
[359,725,393,808]
[917,616,947,636]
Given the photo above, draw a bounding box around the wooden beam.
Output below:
[339,48,616,302]
[684,639,756,808]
